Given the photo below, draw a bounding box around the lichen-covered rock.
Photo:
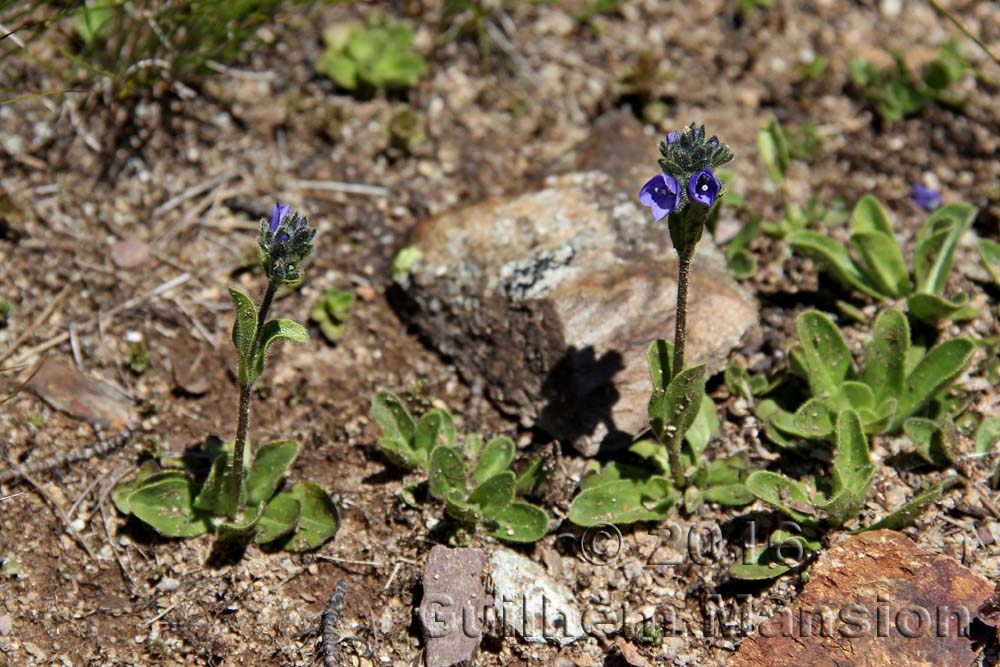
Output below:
[394,168,757,455]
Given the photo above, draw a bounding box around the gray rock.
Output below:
[418,546,490,667]
[396,165,757,455]
[489,548,585,645]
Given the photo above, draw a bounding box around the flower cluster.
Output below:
[638,124,733,222]
[258,202,317,283]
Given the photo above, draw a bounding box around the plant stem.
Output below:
[230,279,277,515]
[665,244,695,488]
[672,245,694,380]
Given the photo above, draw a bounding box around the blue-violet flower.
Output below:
[911,184,941,212]
[258,202,316,283]
[639,173,681,222]
[688,168,721,207]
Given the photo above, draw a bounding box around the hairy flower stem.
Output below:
[666,245,694,488]
[230,279,278,515]
[672,246,694,380]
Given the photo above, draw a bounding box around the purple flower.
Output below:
[270,202,293,233]
[911,184,941,212]
[639,173,680,221]
[688,168,720,207]
[666,131,679,145]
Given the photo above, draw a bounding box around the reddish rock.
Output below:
[728,530,996,667]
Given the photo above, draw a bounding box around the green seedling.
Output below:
[789,195,978,322]
[849,40,966,123]
[0,300,12,327]
[317,20,427,92]
[309,287,356,344]
[732,410,959,579]
[756,117,848,239]
[371,391,549,543]
[761,308,974,447]
[126,341,150,374]
[113,204,338,553]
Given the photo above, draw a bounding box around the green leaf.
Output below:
[472,437,515,485]
[863,479,959,531]
[579,461,652,491]
[373,51,427,88]
[704,483,753,506]
[819,410,874,527]
[790,398,835,439]
[861,308,909,410]
[745,471,817,524]
[913,203,976,295]
[467,471,516,520]
[443,495,481,524]
[850,231,910,297]
[795,310,854,398]
[463,434,484,460]
[486,501,549,543]
[649,365,706,445]
[256,494,301,544]
[568,477,677,527]
[319,52,358,89]
[414,409,457,457]
[250,318,308,384]
[280,482,339,552]
[852,195,894,236]
[976,238,1000,286]
[514,455,548,494]
[192,449,239,517]
[227,286,258,385]
[831,410,872,485]
[906,292,973,323]
[245,440,300,507]
[127,477,211,538]
[839,381,875,412]
[758,117,790,186]
[975,416,1000,455]
[729,560,792,581]
[428,446,468,502]
[647,339,673,392]
[217,503,264,543]
[787,231,882,297]
[112,465,183,515]
[725,364,753,400]
[903,417,955,467]
[894,338,975,429]
[685,390,719,459]
[371,391,419,469]
[627,440,671,476]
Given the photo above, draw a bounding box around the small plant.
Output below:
[849,40,966,123]
[309,287,355,344]
[789,195,977,322]
[6,0,285,98]
[317,19,427,92]
[760,308,975,449]
[371,391,549,543]
[756,117,848,239]
[732,410,959,580]
[125,341,150,374]
[568,125,753,526]
[0,299,11,328]
[113,203,339,552]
